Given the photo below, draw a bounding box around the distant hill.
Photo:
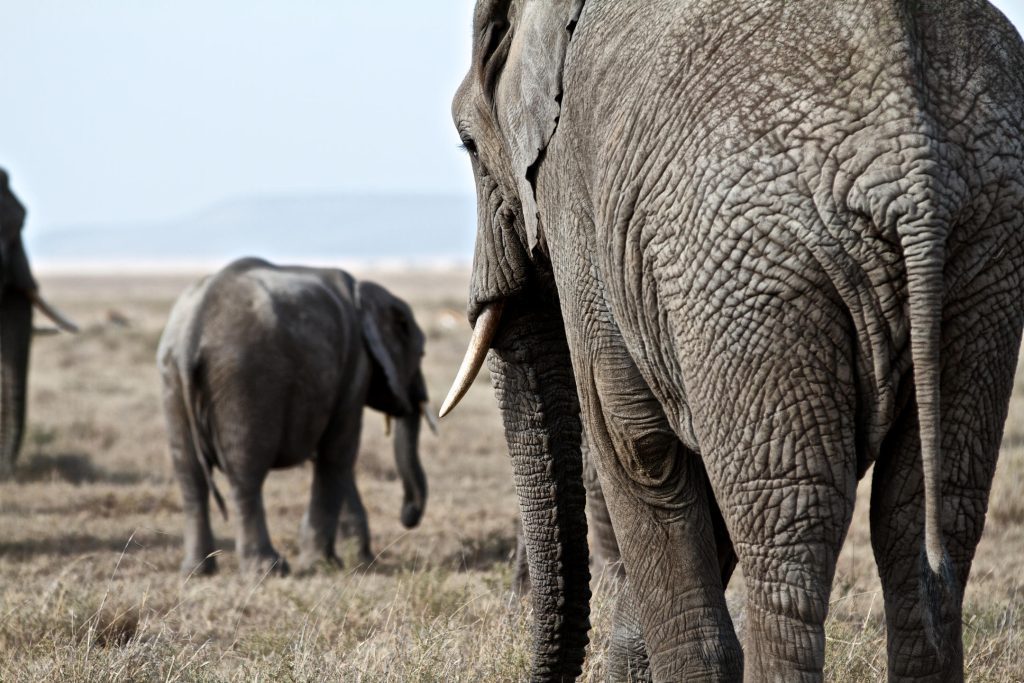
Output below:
[27,193,476,268]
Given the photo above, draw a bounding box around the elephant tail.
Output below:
[898,217,958,652]
[181,357,228,521]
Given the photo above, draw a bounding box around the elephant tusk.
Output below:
[28,290,79,333]
[421,401,438,435]
[384,414,392,437]
[439,300,504,418]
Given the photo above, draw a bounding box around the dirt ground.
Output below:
[0,269,1020,681]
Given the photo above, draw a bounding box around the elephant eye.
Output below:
[459,136,480,160]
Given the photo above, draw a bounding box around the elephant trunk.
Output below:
[393,410,427,528]
[0,289,32,479]
[486,299,590,680]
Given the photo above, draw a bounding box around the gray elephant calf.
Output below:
[158,257,430,576]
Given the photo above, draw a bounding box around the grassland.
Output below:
[0,269,1021,681]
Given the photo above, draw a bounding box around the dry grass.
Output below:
[0,269,1021,681]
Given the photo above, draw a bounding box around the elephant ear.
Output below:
[476,0,584,252]
[356,280,426,417]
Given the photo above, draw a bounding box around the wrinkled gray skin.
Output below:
[158,258,429,576]
[510,436,730,682]
[512,436,624,599]
[0,170,39,480]
[452,1,1024,680]
[511,439,654,681]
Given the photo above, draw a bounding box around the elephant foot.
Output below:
[242,552,290,578]
[180,554,218,578]
[355,549,376,568]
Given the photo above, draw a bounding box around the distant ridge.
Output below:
[27,193,476,268]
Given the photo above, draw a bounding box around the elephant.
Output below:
[0,169,79,480]
[157,257,432,576]
[439,1,1024,680]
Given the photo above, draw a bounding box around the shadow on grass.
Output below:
[350,527,518,577]
[14,452,146,485]
[0,531,181,562]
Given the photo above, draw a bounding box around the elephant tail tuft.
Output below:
[181,358,228,521]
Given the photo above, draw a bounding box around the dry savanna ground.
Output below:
[0,269,1021,681]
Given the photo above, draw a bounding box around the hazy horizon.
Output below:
[29,191,476,270]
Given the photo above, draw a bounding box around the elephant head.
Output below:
[443,1,592,678]
[0,169,79,480]
[357,280,430,528]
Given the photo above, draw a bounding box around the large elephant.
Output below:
[0,169,78,480]
[157,257,431,576]
[440,1,1024,680]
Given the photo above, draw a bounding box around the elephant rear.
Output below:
[164,260,361,475]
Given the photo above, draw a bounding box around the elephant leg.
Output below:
[870,284,1023,682]
[686,306,860,682]
[583,436,625,583]
[172,445,217,576]
[339,478,372,564]
[230,476,288,576]
[161,381,217,576]
[336,493,366,552]
[607,579,652,683]
[576,340,741,682]
[299,413,360,570]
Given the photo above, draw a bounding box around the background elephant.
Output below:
[158,257,431,576]
[0,169,78,480]
[441,1,1024,680]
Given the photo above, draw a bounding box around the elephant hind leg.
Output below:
[162,377,217,576]
[685,306,861,682]
[172,446,218,577]
[229,473,288,577]
[870,284,1022,682]
[712,413,857,683]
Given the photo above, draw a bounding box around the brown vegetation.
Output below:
[0,270,1020,681]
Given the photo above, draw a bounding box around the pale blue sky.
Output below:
[2,1,477,233]
[2,1,1022,237]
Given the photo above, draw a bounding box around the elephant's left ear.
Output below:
[357,280,425,417]
[481,0,584,253]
